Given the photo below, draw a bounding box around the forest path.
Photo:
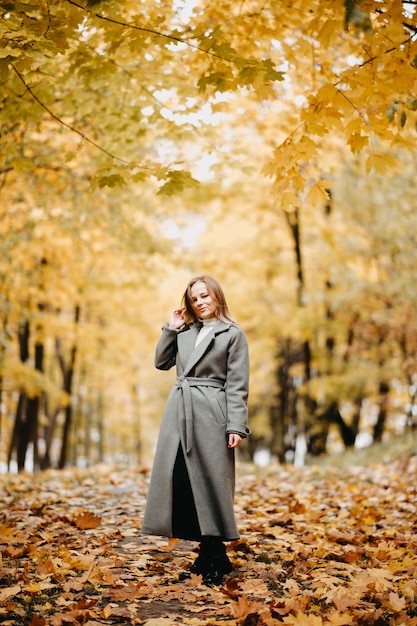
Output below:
[1,449,417,625]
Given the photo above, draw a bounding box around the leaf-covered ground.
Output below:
[1,452,417,626]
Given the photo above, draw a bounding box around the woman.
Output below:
[142,275,250,585]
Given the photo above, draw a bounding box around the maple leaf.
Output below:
[25,580,55,594]
[29,617,47,626]
[386,591,406,612]
[365,154,398,175]
[220,576,241,598]
[86,564,117,585]
[37,557,57,577]
[230,594,264,619]
[307,180,332,206]
[72,511,101,529]
[109,582,147,601]
[353,567,394,593]
[347,132,369,154]
[157,170,200,196]
[330,587,361,612]
[186,572,204,585]
[0,584,22,603]
[327,609,354,625]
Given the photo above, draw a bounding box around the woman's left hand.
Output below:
[227,433,242,448]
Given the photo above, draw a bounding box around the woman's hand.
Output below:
[227,433,242,448]
[169,308,187,330]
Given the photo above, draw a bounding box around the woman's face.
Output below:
[189,281,217,320]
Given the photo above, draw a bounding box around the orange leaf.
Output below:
[230,595,264,619]
[167,537,179,551]
[387,592,406,612]
[29,618,47,626]
[73,511,101,529]
[220,576,241,598]
[102,604,113,618]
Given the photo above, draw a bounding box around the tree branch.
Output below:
[403,22,417,34]
[66,0,226,61]
[11,64,130,164]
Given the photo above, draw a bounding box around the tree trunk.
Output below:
[8,393,26,470]
[57,304,80,469]
[270,339,294,462]
[284,208,304,308]
[7,321,43,471]
[373,382,389,443]
[40,404,61,470]
[27,341,44,470]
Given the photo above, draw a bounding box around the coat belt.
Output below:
[175,376,225,453]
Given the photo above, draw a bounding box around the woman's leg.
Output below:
[172,447,234,585]
[172,445,201,541]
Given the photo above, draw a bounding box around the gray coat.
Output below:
[141,320,250,540]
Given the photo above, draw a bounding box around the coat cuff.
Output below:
[161,323,181,333]
[226,425,251,438]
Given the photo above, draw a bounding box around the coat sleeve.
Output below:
[154,324,179,370]
[225,327,251,438]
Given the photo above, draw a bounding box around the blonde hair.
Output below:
[182,276,235,324]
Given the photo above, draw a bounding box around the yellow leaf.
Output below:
[307,180,332,206]
[26,582,42,594]
[102,604,113,618]
[344,118,363,135]
[318,20,340,47]
[365,154,398,175]
[316,84,340,103]
[327,610,354,625]
[347,132,369,154]
[280,191,301,210]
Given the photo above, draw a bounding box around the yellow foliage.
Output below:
[307,180,332,206]
[365,154,399,175]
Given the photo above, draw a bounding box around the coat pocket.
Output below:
[210,394,227,425]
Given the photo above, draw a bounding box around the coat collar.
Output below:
[179,320,232,374]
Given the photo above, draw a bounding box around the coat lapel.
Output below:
[179,321,231,376]
[177,324,199,371]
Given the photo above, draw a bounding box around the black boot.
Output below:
[179,538,233,583]
[202,540,233,586]
[179,545,209,581]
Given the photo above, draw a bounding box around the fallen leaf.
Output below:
[73,511,101,529]
[386,591,406,612]
[0,585,22,603]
